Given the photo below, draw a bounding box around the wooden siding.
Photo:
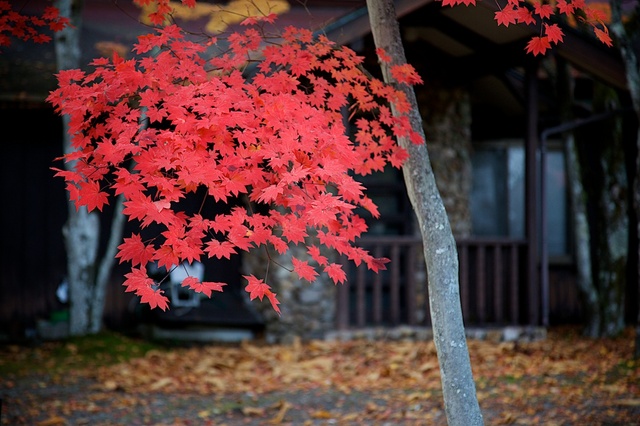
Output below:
[1,107,67,338]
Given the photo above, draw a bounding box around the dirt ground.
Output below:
[1,327,639,425]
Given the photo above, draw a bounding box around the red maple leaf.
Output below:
[244,275,281,314]
[204,239,237,260]
[556,0,575,15]
[122,267,154,294]
[292,257,319,282]
[390,63,423,85]
[138,285,169,311]
[594,27,613,47]
[544,23,564,45]
[440,0,476,6]
[494,6,518,27]
[78,180,108,212]
[308,245,328,267]
[367,257,391,273]
[280,217,308,244]
[515,8,535,26]
[324,263,346,285]
[375,47,392,63]
[525,36,551,56]
[534,2,554,19]
[181,276,225,297]
[116,233,155,267]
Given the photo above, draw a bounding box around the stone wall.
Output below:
[416,83,473,238]
[242,245,336,343]
[412,82,473,324]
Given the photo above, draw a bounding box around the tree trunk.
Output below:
[54,0,127,335]
[597,108,628,336]
[557,57,601,337]
[609,0,640,357]
[565,133,600,336]
[366,0,483,424]
[573,82,628,338]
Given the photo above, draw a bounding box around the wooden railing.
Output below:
[336,236,530,330]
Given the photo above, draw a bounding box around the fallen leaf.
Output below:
[269,400,292,424]
[102,380,119,391]
[242,406,266,416]
[149,377,174,391]
[613,399,640,406]
[311,409,334,419]
[37,417,66,426]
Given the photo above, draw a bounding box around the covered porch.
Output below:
[327,0,628,331]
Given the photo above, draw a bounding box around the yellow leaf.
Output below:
[242,406,266,416]
[311,410,333,419]
[149,377,174,391]
[37,417,66,426]
[102,380,119,391]
[269,400,291,424]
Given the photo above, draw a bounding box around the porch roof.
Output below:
[320,0,627,90]
[0,0,627,104]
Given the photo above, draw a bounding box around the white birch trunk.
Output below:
[54,0,127,335]
[366,0,483,423]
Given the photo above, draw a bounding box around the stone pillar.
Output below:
[416,83,473,238]
[413,83,473,324]
[242,244,336,343]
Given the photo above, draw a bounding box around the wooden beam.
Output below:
[556,29,628,90]
[321,0,434,45]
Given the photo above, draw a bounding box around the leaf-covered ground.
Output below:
[1,327,639,425]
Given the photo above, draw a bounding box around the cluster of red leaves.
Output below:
[0,1,69,47]
[47,18,423,312]
[440,0,612,55]
[133,0,196,26]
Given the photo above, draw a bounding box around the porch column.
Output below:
[525,60,541,326]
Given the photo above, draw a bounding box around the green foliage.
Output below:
[0,332,162,377]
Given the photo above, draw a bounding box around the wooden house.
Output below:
[0,0,636,341]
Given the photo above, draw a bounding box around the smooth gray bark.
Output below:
[564,133,599,335]
[366,0,483,424]
[609,0,640,355]
[54,0,127,335]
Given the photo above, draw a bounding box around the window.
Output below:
[545,148,568,257]
[470,141,524,238]
[470,140,569,258]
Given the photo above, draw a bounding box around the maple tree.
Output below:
[48,6,421,313]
